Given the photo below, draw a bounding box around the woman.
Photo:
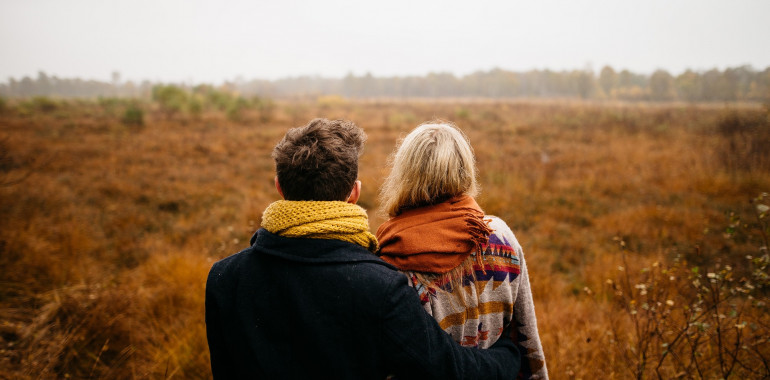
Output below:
[376,121,548,379]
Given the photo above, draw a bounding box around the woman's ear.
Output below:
[346,180,361,204]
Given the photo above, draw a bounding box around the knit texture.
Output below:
[396,216,549,380]
[261,200,378,252]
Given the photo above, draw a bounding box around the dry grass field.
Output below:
[1,97,769,379]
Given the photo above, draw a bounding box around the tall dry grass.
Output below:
[1,98,768,379]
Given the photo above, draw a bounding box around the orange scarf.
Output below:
[376,195,493,274]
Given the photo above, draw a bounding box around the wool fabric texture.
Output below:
[376,195,493,273]
[402,217,549,379]
[261,200,378,252]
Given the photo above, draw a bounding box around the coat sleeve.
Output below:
[379,272,521,380]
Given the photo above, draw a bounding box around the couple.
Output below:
[205,118,548,379]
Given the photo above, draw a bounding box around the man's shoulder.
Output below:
[208,231,402,284]
[302,242,405,289]
[206,234,408,310]
[209,247,250,273]
[206,248,252,293]
[250,228,396,267]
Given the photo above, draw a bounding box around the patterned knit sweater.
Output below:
[401,216,548,380]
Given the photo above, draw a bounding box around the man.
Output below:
[205,118,521,379]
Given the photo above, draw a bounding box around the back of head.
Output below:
[379,120,478,217]
[272,118,366,201]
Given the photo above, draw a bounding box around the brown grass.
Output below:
[1,98,768,379]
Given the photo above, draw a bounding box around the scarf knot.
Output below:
[376,195,493,273]
[261,200,379,253]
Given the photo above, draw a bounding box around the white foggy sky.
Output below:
[1,0,769,84]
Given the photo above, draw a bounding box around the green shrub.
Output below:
[253,96,275,123]
[188,96,203,119]
[152,85,188,119]
[31,96,59,112]
[226,97,248,122]
[203,88,232,111]
[121,104,144,127]
[454,107,470,120]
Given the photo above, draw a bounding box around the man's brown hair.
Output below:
[272,118,366,201]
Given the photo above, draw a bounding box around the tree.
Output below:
[649,69,675,101]
[112,71,121,97]
[746,67,770,101]
[36,71,52,96]
[572,70,596,99]
[722,65,754,101]
[675,70,701,102]
[599,66,618,98]
[700,69,722,101]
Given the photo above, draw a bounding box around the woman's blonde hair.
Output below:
[379,120,479,217]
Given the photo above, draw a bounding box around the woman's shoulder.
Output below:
[479,215,524,287]
[484,215,522,254]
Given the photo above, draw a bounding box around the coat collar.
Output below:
[249,228,395,268]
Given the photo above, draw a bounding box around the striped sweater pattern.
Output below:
[402,216,548,380]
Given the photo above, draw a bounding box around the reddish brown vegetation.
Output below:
[1,98,768,379]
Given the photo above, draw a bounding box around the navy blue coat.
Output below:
[205,228,520,379]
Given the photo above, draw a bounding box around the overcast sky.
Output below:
[1,0,769,84]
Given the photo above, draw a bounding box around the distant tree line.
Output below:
[1,65,769,102]
[0,71,153,99]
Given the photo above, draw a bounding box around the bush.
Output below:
[152,85,188,120]
[605,193,770,379]
[31,96,59,113]
[716,110,770,173]
[253,96,275,123]
[455,107,470,120]
[188,95,203,119]
[225,97,248,122]
[204,88,232,112]
[121,104,144,127]
[316,95,347,109]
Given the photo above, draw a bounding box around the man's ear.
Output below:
[346,180,361,204]
[275,176,285,199]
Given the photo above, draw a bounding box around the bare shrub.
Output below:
[716,110,770,173]
[606,193,770,379]
[0,136,37,187]
[19,285,137,379]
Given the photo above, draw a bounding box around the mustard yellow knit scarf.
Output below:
[261,200,379,252]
